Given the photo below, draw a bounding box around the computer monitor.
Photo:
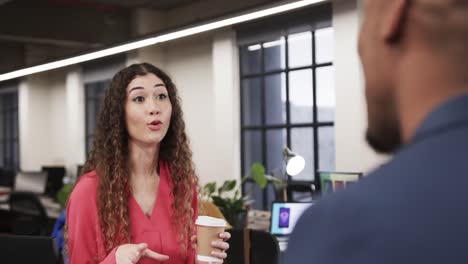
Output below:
[42,166,66,198]
[0,235,59,264]
[14,171,48,194]
[270,202,314,237]
[318,171,363,195]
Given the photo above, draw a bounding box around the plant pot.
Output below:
[223,210,247,229]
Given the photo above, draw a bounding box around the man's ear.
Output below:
[381,0,410,43]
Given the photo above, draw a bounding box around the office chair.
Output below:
[0,168,15,187]
[225,229,280,264]
[9,191,48,236]
[0,234,61,264]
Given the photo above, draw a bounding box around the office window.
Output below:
[0,91,19,172]
[85,80,109,155]
[239,16,335,194]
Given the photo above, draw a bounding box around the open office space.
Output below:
[0,0,389,263]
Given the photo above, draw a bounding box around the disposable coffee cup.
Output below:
[196,216,227,263]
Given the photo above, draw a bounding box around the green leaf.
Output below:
[203,182,216,196]
[251,162,267,188]
[56,183,74,208]
[211,196,228,208]
[231,199,244,211]
[218,180,237,194]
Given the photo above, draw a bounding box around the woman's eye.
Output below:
[157,94,168,100]
[132,96,145,102]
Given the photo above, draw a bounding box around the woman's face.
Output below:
[125,73,172,147]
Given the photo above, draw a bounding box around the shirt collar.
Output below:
[412,93,468,142]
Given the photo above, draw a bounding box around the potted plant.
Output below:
[201,162,281,229]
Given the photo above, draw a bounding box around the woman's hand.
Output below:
[116,243,169,264]
[192,231,231,263]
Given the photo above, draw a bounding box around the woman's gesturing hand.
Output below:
[116,243,169,264]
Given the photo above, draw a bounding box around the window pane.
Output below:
[243,178,264,210]
[5,140,11,164]
[291,128,314,181]
[317,66,335,122]
[0,143,3,167]
[242,78,262,126]
[87,99,97,135]
[266,129,286,174]
[288,32,312,68]
[87,135,94,155]
[0,113,4,140]
[263,37,285,72]
[13,110,18,139]
[318,126,335,171]
[87,82,107,98]
[265,73,286,125]
[241,44,262,75]
[315,27,334,64]
[243,130,263,175]
[5,112,11,140]
[289,69,313,123]
[13,141,18,169]
[86,83,98,98]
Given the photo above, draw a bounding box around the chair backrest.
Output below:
[250,229,280,264]
[225,229,280,264]
[0,234,60,264]
[9,191,48,236]
[0,168,15,187]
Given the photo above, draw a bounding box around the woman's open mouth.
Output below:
[147,120,163,131]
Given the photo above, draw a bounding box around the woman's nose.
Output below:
[148,101,161,115]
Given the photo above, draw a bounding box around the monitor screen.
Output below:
[319,171,362,195]
[14,171,48,194]
[270,202,314,236]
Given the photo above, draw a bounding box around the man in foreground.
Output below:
[286,0,468,263]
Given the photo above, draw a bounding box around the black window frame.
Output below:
[84,80,110,156]
[237,3,334,207]
[0,85,19,176]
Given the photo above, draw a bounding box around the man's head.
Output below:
[359,0,468,153]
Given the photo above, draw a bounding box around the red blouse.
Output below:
[66,160,197,264]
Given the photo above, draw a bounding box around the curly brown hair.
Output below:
[82,62,198,254]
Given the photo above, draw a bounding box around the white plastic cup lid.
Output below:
[196,216,227,227]
[197,255,223,263]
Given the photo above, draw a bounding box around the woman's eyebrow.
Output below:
[128,83,166,94]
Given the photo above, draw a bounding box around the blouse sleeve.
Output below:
[66,177,118,264]
[187,185,198,264]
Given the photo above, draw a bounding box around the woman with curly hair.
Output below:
[66,63,230,264]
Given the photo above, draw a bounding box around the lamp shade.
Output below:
[283,147,305,176]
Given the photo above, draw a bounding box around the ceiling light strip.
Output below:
[0,0,326,82]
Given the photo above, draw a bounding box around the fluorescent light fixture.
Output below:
[263,38,285,48]
[0,0,326,82]
[247,44,262,51]
[289,31,313,41]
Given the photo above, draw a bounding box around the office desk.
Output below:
[0,186,10,203]
[0,186,10,193]
[0,190,62,219]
